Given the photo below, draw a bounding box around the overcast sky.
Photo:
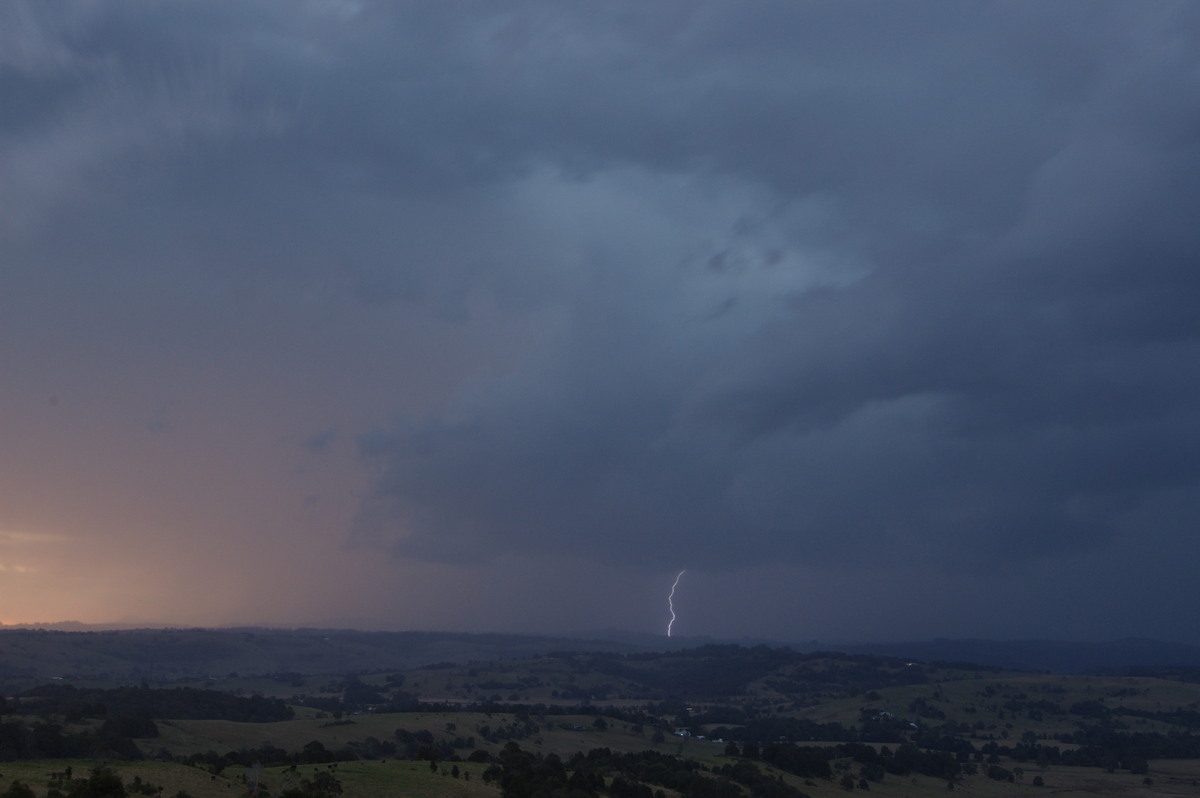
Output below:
[3,1,1199,644]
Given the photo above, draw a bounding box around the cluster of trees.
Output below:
[1056,727,1200,771]
[578,646,933,699]
[286,675,420,715]
[1111,706,1200,729]
[393,727,475,761]
[707,715,870,745]
[1,767,171,798]
[247,766,345,798]
[968,725,1200,773]
[18,685,292,724]
[181,724,482,775]
[723,740,958,783]
[181,740,366,774]
[482,742,812,798]
[572,746,813,798]
[734,743,832,780]
[0,721,143,762]
[476,718,539,744]
[481,743,609,798]
[1,758,348,796]
[0,685,296,764]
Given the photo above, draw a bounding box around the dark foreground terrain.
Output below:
[3,629,1200,797]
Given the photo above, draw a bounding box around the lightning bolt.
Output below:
[667,569,686,637]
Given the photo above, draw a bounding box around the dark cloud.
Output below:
[4,1,1200,640]
[304,429,336,454]
[347,1,1200,576]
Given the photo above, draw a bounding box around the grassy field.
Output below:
[0,760,243,798]
[791,671,1200,741]
[4,756,1200,798]
[151,709,733,763]
[0,759,504,798]
[7,644,1200,797]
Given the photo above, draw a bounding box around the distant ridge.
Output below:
[826,637,1200,673]
[0,621,136,631]
[0,627,651,686]
[4,626,1199,683]
[573,630,1200,673]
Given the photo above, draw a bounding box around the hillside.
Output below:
[0,628,644,690]
[5,640,1200,797]
[6,627,1200,692]
[836,637,1200,674]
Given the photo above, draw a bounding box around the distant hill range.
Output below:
[826,637,1200,674]
[2,625,1199,685]
[571,629,1200,674]
[0,627,651,687]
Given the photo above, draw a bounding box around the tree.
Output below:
[861,762,885,782]
[307,771,342,797]
[1,782,36,798]
[67,769,126,798]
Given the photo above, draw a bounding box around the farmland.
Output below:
[3,632,1200,797]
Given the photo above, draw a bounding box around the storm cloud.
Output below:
[350,2,1200,569]
[3,1,1199,640]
